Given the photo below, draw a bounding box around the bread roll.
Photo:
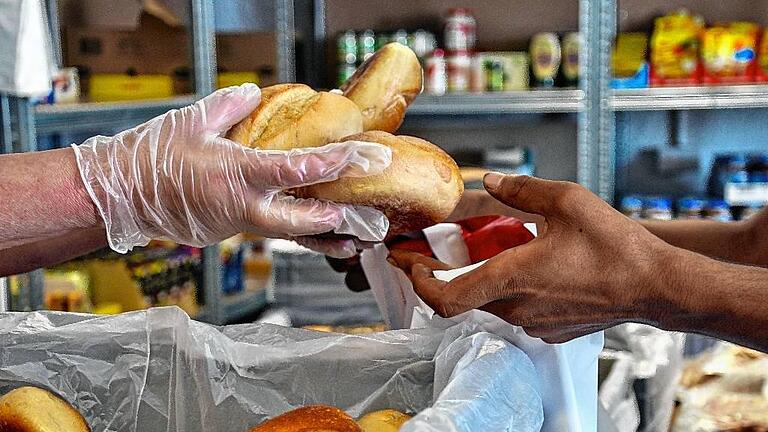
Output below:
[0,387,90,432]
[341,43,423,133]
[291,131,463,237]
[356,410,411,432]
[249,405,361,432]
[226,83,364,150]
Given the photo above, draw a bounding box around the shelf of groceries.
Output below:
[611,10,768,112]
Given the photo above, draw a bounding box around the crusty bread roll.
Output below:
[0,387,90,432]
[291,131,463,237]
[356,410,411,432]
[226,83,364,150]
[249,405,361,432]
[341,43,423,133]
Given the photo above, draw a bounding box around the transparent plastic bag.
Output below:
[0,306,543,432]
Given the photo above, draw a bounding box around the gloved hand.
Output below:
[73,83,392,254]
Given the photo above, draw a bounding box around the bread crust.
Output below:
[341,43,423,133]
[249,405,361,432]
[0,387,90,432]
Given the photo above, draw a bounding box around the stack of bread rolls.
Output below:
[248,405,411,432]
[227,43,464,238]
[0,386,90,432]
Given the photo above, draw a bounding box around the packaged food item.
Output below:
[44,270,93,313]
[357,29,377,64]
[338,30,358,65]
[447,50,471,92]
[89,74,174,102]
[677,197,705,219]
[757,28,768,82]
[650,10,704,86]
[703,200,733,222]
[425,49,448,95]
[530,33,561,88]
[469,54,486,92]
[611,32,650,88]
[561,32,581,87]
[217,71,259,89]
[701,22,758,84]
[444,8,476,52]
[411,29,437,61]
[643,197,673,220]
[619,196,644,219]
[486,59,505,91]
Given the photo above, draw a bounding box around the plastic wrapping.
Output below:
[0,0,54,96]
[0,307,543,432]
[73,84,391,254]
[360,221,604,432]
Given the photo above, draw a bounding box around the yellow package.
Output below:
[651,11,704,81]
[89,74,174,102]
[613,33,648,78]
[217,71,259,89]
[702,23,758,78]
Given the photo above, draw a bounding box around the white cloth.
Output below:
[0,0,54,96]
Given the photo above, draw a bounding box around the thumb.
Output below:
[483,173,562,215]
[194,83,262,133]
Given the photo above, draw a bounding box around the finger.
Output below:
[483,172,570,215]
[410,260,502,318]
[388,250,453,275]
[194,83,262,133]
[250,141,392,188]
[523,324,604,344]
[294,236,358,259]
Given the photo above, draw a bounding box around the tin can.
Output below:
[412,29,437,60]
[375,33,391,51]
[392,29,410,48]
[562,32,581,86]
[445,8,476,52]
[337,30,357,65]
[426,49,448,95]
[487,60,505,91]
[337,63,357,87]
[447,50,472,92]
[357,29,376,64]
[470,54,486,93]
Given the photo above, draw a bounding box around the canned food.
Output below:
[487,60,505,91]
[445,8,476,51]
[426,49,448,95]
[392,29,410,48]
[337,63,357,87]
[447,51,472,92]
[357,29,376,64]
[412,29,437,60]
[337,30,357,65]
[375,33,391,51]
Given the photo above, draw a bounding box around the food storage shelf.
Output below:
[408,90,585,115]
[611,85,768,111]
[34,96,197,135]
[195,288,267,324]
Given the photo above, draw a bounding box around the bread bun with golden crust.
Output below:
[249,405,361,432]
[0,387,90,432]
[290,131,463,238]
[341,43,423,133]
[356,410,411,432]
[226,83,364,150]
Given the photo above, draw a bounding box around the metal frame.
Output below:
[612,85,768,111]
[276,0,297,83]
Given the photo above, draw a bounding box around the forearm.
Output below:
[652,246,768,352]
[0,228,107,277]
[0,148,101,248]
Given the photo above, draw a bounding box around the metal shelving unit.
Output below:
[611,85,768,112]
[408,90,585,115]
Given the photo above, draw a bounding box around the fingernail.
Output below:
[483,172,505,191]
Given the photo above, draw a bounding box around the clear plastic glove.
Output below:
[72,83,392,254]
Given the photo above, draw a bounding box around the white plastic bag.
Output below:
[0,0,54,96]
[360,222,604,432]
[0,306,544,431]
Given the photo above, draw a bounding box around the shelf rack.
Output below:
[408,90,585,115]
[611,85,768,111]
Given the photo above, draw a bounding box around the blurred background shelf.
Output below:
[195,289,267,324]
[612,85,768,112]
[34,96,197,135]
[408,90,585,115]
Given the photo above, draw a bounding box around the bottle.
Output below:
[619,196,644,220]
[561,32,581,87]
[703,200,733,222]
[425,49,448,95]
[447,50,472,93]
[357,29,376,64]
[444,8,476,52]
[530,33,561,88]
[643,197,673,220]
[337,30,357,65]
[677,197,704,220]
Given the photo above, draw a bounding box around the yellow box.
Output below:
[217,71,259,89]
[89,74,174,102]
